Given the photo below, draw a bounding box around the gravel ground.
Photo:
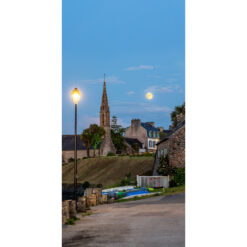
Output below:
[62,193,185,247]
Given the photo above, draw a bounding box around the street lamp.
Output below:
[72,88,80,210]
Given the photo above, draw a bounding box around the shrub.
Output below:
[174,167,185,185]
[82,181,90,189]
[169,179,177,187]
[72,216,80,221]
[120,172,132,186]
[143,152,154,157]
[65,218,75,225]
[107,152,115,156]
[157,154,177,176]
[68,157,74,162]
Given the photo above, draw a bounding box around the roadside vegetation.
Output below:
[115,185,185,203]
[81,211,93,217]
[65,216,80,225]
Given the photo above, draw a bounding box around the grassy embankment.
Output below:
[62,156,154,188]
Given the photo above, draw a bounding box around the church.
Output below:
[62,77,141,163]
[99,77,116,156]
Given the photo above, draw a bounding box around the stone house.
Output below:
[62,135,142,163]
[62,135,97,163]
[125,119,161,152]
[153,119,185,175]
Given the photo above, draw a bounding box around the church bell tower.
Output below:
[99,75,116,156]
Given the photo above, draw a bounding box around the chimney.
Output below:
[131,119,141,130]
[157,127,164,132]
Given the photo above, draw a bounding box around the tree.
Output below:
[80,128,93,157]
[157,153,177,176]
[80,124,105,158]
[89,124,105,157]
[111,116,127,153]
[170,102,185,127]
[132,143,140,153]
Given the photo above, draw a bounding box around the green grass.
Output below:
[81,211,93,217]
[115,185,185,203]
[65,216,80,225]
[63,156,154,187]
[65,218,75,225]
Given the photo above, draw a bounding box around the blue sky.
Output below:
[62,0,185,134]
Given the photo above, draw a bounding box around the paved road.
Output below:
[63,193,185,247]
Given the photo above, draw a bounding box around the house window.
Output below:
[157,132,160,138]
[153,131,156,138]
[149,140,152,147]
[149,131,152,138]
[153,141,156,147]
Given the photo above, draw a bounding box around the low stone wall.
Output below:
[77,197,87,213]
[62,200,76,224]
[62,149,99,163]
[62,188,108,224]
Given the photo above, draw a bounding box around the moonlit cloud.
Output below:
[127,91,135,95]
[145,85,173,93]
[125,65,154,71]
[78,115,100,129]
[112,101,172,114]
[77,76,125,84]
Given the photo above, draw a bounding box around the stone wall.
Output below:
[125,120,147,147]
[157,125,185,168]
[62,149,99,163]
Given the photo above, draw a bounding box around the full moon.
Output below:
[146,92,153,100]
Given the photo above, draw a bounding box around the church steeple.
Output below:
[100,74,110,127]
[99,74,116,156]
[101,74,109,107]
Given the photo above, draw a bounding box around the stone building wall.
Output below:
[157,125,185,168]
[62,149,99,163]
[125,119,147,147]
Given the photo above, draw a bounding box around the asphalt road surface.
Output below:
[62,193,185,247]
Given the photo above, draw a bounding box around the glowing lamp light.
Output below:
[146,92,153,100]
[72,88,80,104]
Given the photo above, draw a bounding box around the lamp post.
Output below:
[72,88,80,210]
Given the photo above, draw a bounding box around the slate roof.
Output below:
[62,135,87,150]
[141,122,160,138]
[62,135,143,151]
[124,137,143,148]
[156,120,185,145]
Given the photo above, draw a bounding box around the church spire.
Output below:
[99,74,116,155]
[101,74,109,106]
[100,74,110,127]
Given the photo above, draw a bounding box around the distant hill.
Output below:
[62,156,154,187]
